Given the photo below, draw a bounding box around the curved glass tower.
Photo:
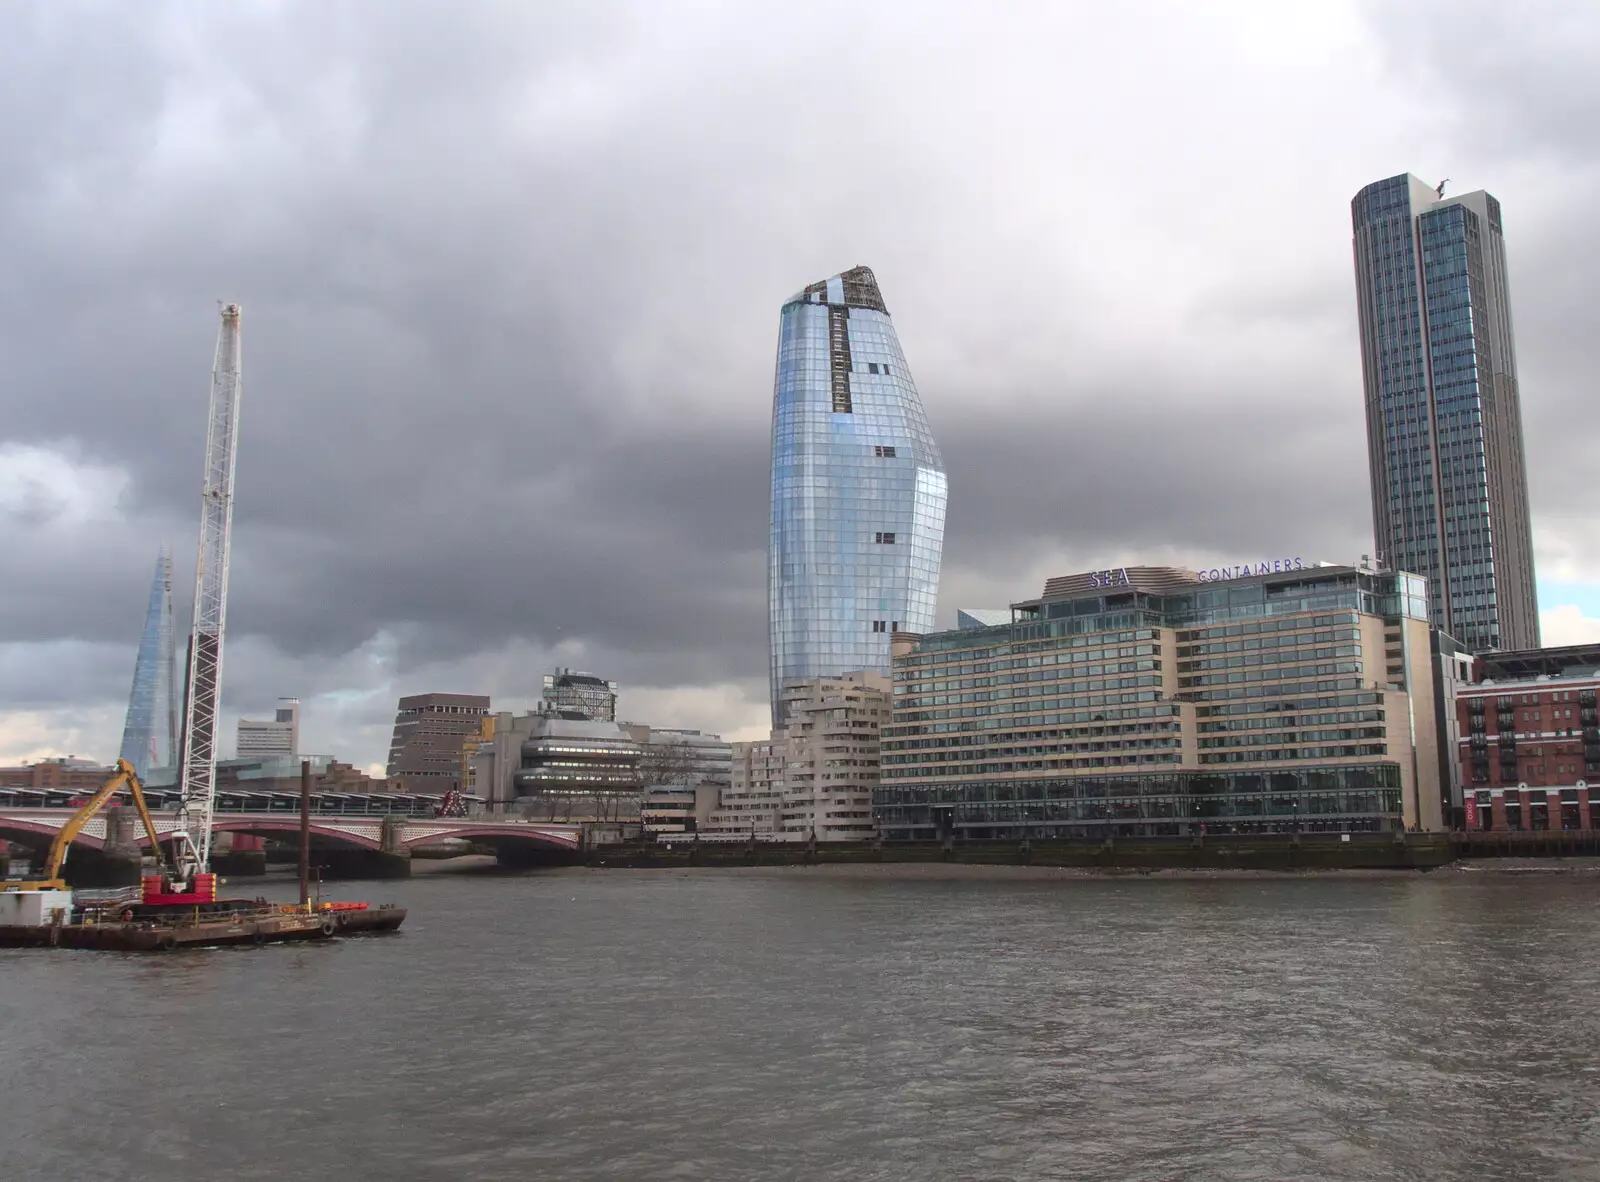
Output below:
[768,265,947,725]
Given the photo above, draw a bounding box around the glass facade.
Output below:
[881,566,1442,839]
[1352,173,1539,653]
[118,550,178,782]
[768,265,947,725]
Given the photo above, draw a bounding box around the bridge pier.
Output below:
[210,832,267,877]
[318,848,412,879]
[76,805,145,888]
[316,817,414,879]
[495,845,582,870]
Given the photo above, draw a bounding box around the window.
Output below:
[872,620,888,633]
[868,362,880,374]
[875,532,897,544]
[874,445,897,457]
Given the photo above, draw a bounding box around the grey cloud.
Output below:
[0,1,1596,765]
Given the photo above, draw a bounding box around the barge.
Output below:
[0,881,407,951]
[2,759,407,952]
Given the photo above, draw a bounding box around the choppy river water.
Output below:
[3,864,1597,1180]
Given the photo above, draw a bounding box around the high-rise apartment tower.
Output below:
[1351,173,1539,652]
[767,265,947,725]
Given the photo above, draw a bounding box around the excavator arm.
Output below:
[23,759,168,889]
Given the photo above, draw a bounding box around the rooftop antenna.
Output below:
[1436,178,1450,199]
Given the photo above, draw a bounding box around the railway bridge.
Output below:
[0,808,584,881]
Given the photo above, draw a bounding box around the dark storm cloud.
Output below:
[1,1,1597,759]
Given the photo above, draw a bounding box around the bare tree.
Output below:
[636,739,700,791]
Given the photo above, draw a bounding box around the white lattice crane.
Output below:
[174,303,243,881]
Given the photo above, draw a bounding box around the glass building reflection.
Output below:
[768,266,947,725]
[1351,174,1539,652]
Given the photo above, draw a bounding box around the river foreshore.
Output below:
[409,853,1600,880]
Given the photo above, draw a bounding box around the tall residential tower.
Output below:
[767,266,947,725]
[1351,173,1539,652]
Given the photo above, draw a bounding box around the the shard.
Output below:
[118,549,178,781]
[767,265,947,726]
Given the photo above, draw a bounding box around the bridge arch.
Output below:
[209,818,382,851]
[0,817,100,850]
[404,825,580,853]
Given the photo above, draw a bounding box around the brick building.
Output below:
[0,757,115,791]
[1458,645,1600,832]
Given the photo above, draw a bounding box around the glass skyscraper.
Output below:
[1352,173,1539,653]
[119,549,178,781]
[768,265,947,725]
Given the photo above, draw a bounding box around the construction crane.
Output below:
[173,303,243,885]
[1,760,168,892]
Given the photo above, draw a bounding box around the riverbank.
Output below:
[584,833,1456,872]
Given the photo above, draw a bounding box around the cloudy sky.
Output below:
[2,0,1596,771]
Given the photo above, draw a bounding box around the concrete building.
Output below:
[628,727,732,839]
[1457,644,1600,832]
[882,563,1453,840]
[542,669,618,722]
[386,693,491,793]
[703,672,889,842]
[236,697,299,758]
[768,265,947,726]
[1352,174,1539,652]
[511,716,642,822]
[701,743,787,841]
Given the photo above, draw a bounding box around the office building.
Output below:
[236,698,299,758]
[542,669,618,721]
[704,672,889,842]
[881,563,1452,840]
[1457,643,1600,832]
[627,727,732,839]
[386,693,491,793]
[118,550,178,782]
[768,265,947,725]
[511,716,643,822]
[1351,173,1539,653]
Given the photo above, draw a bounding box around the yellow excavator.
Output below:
[1,758,168,892]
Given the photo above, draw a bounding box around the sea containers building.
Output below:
[767,265,946,726]
[880,564,1455,841]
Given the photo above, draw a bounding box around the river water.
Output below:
[3,864,1598,1181]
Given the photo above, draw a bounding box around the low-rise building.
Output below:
[882,563,1453,840]
[701,742,786,840]
[629,727,731,839]
[0,757,115,791]
[1457,644,1600,832]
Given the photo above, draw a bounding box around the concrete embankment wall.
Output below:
[588,834,1456,872]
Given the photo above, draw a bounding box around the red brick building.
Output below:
[0,758,115,791]
[1457,648,1600,832]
